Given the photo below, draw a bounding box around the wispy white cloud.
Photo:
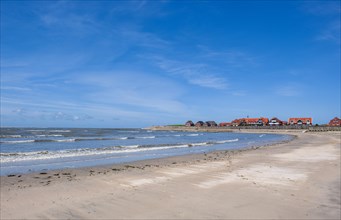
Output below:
[109,0,169,17]
[231,91,247,97]
[302,1,341,44]
[302,1,341,15]
[3,104,94,122]
[78,71,187,114]
[1,96,144,118]
[143,45,258,91]
[1,86,32,91]
[35,1,100,35]
[0,59,30,68]
[12,108,26,115]
[52,111,93,121]
[315,20,340,44]
[275,83,303,97]
[188,75,227,90]
[1,65,192,127]
[197,45,259,68]
[150,57,229,90]
[35,1,170,51]
[116,27,171,49]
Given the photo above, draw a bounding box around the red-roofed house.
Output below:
[244,117,269,126]
[288,118,312,125]
[329,117,341,126]
[269,117,286,126]
[185,120,194,127]
[231,117,269,126]
[231,119,242,126]
[219,122,232,127]
[195,121,204,127]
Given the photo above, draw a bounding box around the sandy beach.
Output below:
[1,131,340,219]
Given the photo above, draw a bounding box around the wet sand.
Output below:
[1,131,340,219]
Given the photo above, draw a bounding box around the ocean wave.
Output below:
[36,134,64,137]
[117,130,139,133]
[0,138,240,163]
[27,129,46,132]
[123,145,139,148]
[0,137,131,144]
[188,142,208,147]
[0,144,188,163]
[55,139,76,142]
[135,136,156,139]
[214,138,239,144]
[186,133,204,137]
[1,139,76,144]
[1,140,35,144]
[48,130,71,133]
[0,135,22,138]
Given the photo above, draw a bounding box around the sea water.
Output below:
[0,128,292,175]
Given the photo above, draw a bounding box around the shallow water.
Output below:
[0,128,292,175]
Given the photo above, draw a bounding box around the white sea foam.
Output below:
[55,139,76,142]
[136,136,156,139]
[0,137,242,163]
[0,135,22,138]
[49,130,71,133]
[187,134,200,136]
[1,140,35,144]
[0,144,190,163]
[189,142,209,147]
[215,138,239,144]
[123,145,139,148]
[36,134,63,137]
[117,130,139,133]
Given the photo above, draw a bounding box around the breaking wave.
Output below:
[0,136,157,144]
[0,140,36,144]
[0,135,22,138]
[0,138,240,163]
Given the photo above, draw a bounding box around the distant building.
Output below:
[247,117,268,126]
[231,117,269,126]
[219,122,232,127]
[288,118,312,125]
[231,119,242,126]
[329,117,341,126]
[269,117,286,126]
[185,120,194,127]
[195,121,204,127]
[205,121,218,127]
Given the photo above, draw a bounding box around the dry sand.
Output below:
[1,131,340,219]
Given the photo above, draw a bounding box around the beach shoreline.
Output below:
[1,130,340,219]
[0,128,292,176]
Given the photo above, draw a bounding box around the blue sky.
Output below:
[1,0,340,128]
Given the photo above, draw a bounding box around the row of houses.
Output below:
[185,121,218,127]
[185,117,341,127]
